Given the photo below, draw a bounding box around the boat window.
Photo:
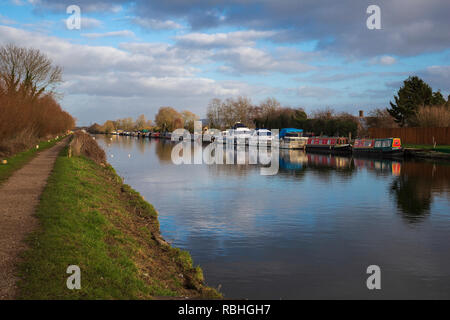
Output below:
[375,141,382,147]
[382,140,391,147]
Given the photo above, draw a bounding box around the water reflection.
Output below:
[154,139,174,163]
[145,139,450,224]
[391,161,450,222]
[95,135,450,299]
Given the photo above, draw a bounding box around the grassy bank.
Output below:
[17,145,220,299]
[404,144,450,154]
[0,136,65,184]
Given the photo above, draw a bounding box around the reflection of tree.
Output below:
[391,175,431,222]
[154,140,174,163]
[136,137,149,154]
[390,161,450,223]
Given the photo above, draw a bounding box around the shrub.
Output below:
[69,131,106,164]
[414,105,450,127]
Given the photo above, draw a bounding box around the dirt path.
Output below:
[0,138,68,299]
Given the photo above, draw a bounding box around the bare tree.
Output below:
[0,44,62,99]
[206,98,223,129]
[312,107,335,120]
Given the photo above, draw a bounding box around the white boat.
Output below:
[232,123,252,145]
[249,129,273,146]
[280,131,308,149]
[216,130,231,144]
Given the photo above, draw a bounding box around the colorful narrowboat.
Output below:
[353,138,403,157]
[306,137,351,154]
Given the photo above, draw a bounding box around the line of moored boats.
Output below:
[110,122,404,157]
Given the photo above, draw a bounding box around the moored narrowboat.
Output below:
[353,138,403,158]
[306,137,351,154]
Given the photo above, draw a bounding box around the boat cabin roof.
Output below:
[280,128,303,138]
[232,122,248,129]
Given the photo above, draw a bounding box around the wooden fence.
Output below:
[368,127,450,145]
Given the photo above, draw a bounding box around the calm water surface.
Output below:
[96,135,450,299]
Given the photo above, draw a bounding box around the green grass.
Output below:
[0,136,65,184]
[404,144,450,154]
[17,147,220,300]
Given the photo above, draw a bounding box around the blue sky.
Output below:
[0,0,449,125]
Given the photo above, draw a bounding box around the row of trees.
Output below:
[0,44,75,155]
[90,115,153,133]
[90,107,199,134]
[92,75,448,139]
[206,97,360,137]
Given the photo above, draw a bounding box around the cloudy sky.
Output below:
[0,0,449,125]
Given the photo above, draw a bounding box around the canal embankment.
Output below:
[404,145,450,161]
[14,131,220,299]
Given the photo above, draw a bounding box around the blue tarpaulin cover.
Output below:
[279,128,303,138]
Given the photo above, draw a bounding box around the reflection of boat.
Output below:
[306,137,351,154]
[279,149,308,170]
[307,153,351,169]
[353,138,403,158]
[353,157,402,176]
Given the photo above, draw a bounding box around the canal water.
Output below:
[96,135,450,299]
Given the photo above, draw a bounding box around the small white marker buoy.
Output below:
[110,154,114,158]
[128,154,131,158]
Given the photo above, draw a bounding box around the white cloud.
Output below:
[370,55,397,66]
[213,46,315,75]
[0,25,257,124]
[81,30,135,38]
[175,30,276,48]
[81,17,102,29]
[132,17,182,30]
[296,86,340,99]
[0,14,17,25]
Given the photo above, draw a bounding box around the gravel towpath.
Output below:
[0,139,68,299]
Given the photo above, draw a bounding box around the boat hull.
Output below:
[353,148,404,158]
[306,144,352,154]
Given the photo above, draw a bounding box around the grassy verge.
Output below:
[0,136,66,184]
[404,144,450,154]
[17,146,220,299]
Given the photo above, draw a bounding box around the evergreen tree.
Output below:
[431,90,446,106]
[387,76,433,126]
